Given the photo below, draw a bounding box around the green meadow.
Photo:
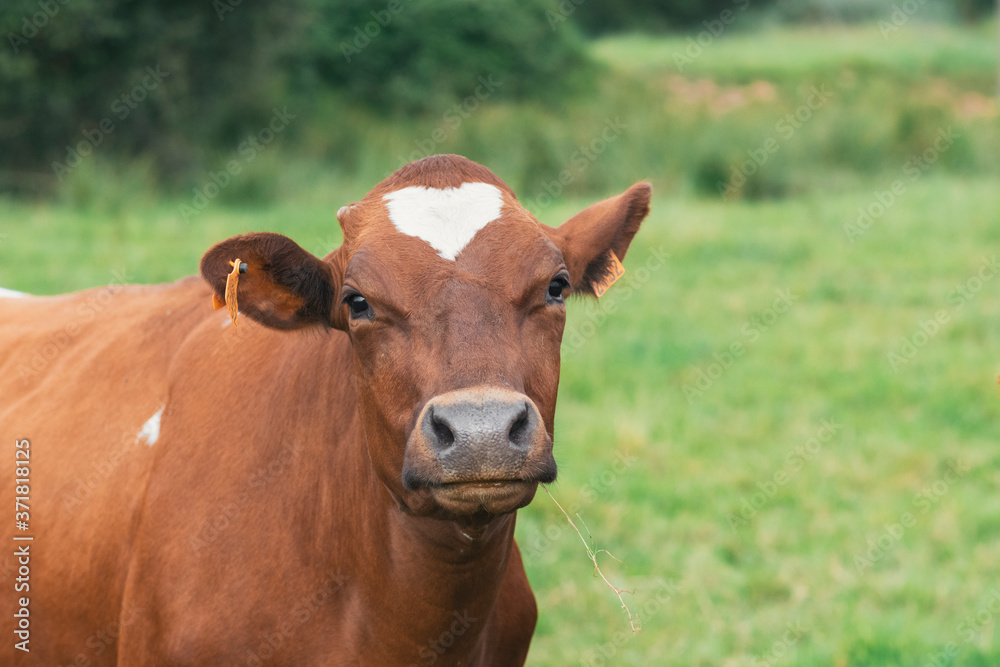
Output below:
[2,21,999,667]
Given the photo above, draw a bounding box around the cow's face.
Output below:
[202,155,650,521]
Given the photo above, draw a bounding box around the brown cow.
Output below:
[0,155,650,665]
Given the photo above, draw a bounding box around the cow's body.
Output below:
[0,155,650,665]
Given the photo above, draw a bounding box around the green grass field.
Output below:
[2,21,999,667]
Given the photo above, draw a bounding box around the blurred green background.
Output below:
[1,0,999,665]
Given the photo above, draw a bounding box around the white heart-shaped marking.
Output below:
[382,182,504,261]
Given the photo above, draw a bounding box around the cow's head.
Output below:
[201,155,650,521]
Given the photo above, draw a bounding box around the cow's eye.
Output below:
[345,294,372,319]
[547,276,569,303]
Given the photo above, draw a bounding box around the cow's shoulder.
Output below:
[0,276,216,405]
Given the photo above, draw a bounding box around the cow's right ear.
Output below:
[200,232,343,331]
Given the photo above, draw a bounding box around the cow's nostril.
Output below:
[430,410,455,449]
[507,402,530,448]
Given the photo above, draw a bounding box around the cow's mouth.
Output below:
[425,479,540,516]
[399,386,557,516]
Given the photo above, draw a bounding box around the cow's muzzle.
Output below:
[402,386,557,515]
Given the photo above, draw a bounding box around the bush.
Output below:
[570,0,779,34]
[0,0,298,189]
[0,0,594,193]
[294,0,593,113]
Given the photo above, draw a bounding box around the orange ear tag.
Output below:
[592,251,625,298]
[225,259,242,328]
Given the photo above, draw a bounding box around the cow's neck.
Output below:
[390,505,515,619]
[349,429,519,659]
[300,336,522,658]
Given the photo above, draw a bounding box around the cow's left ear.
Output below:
[546,182,652,297]
[200,232,340,330]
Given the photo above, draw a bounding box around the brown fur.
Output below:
[0,155,650,665]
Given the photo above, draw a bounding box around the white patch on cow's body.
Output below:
[0,287,28,299]
[382,182,504,260]
[137,408,164,446]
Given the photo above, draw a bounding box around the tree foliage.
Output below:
[1,0,299,186]
[0,0,591,188]
[296,0,592,112]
